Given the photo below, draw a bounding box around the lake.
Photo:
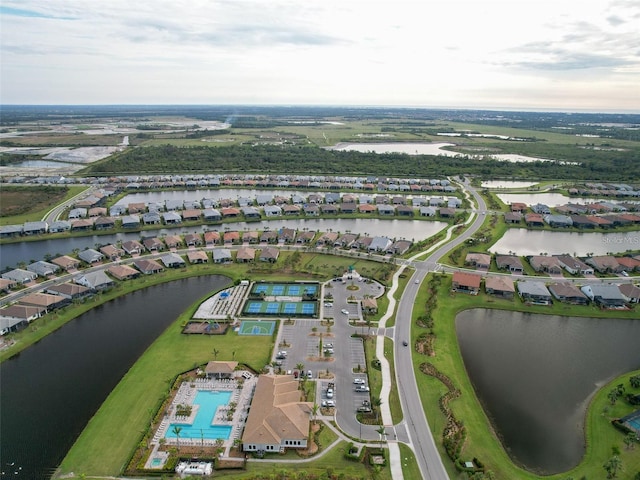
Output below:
[480,180,538,189]
[0,218,448,270]
[0,275,230,480]
[489,229,640,256]
[495,192,629,207]
[456,309,640,474]
[329,142,560,163]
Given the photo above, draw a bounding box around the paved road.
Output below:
[42,185,95,224]
[392,178,486,480]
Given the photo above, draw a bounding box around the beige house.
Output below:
[242,375,312,453]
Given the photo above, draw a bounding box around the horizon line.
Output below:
[2,103,640,115]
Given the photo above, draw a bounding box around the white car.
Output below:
[353,378,365,384]
[322,400,335,408]
[326,388,334,398]
[355,385,370,392]
[325,343,333,348]
[341,309,349,315]
[324,302,333,307]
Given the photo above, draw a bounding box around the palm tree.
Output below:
[172,425,182,451]
[371,396,383,422]
[312,403,319,423]
[603,455,622,478]
[376,426,386,442]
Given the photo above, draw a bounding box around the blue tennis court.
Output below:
[287,285,301,295]
[266,302,279,313]
[254,285,268,294]
[301,303,316,314]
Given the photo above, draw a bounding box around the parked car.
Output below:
[325,343,333,348]
[353,378,366,384]
[326,388,334,398]
[341,309,349,315]
[322,400,336,408]
[307,370,313,379]
[357,405,372,413]
[324,302,333,307]
[355,385,370,392]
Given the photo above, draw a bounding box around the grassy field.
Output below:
[0,185,86,225]
[57,294,273,477]
[412,273,640,479]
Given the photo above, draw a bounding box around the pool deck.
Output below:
[149,373,257,463]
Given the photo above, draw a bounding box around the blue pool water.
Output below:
[166,390,233,440]
[150,457,163,467]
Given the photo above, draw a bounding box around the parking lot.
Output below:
[268,275,383,432]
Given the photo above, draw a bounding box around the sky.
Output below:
[1,0,639,112]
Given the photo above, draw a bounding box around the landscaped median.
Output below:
[411,272,640,479]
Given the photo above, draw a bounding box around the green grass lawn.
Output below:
[0,185,87,226]
[57,296,273,477]
[398,441,421,480]
[411,273,640,479]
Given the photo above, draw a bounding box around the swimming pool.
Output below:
[166,390,233,440]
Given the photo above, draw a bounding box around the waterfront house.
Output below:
[52,255,80,271]
[543,214,573,228]
[27,261,60,278]
[532,203,551,215]
[143,237,165,252]
[184,233,203,247]
[580,284,626,308]
[554,255,594,276]
[203,208,222,222]
[388,239,412,255]
[619,283,640,303]
[160,253,186,268]
[49,220,72,233]
[19,292,69,312]
[223,231,241,245]
[528,256,563,275]
[100,244,125,261]
[0,305,45,335]
[142,212,161,225]
[495,255,525,274]
[134,258,164,275]
[484,276,515,298]
[122,240,144,256]
[107,264,140,280]
[465,253,491,270]
[517,281,552,305]
[23,221,48,235]
[585,255,624,274]
[187,251,209,264]
[182,209,201,221]
[524,213,544,227]
[368,236,393,253]
[74,270,114,290]
[616,257,640,272]
[204,231,221,246]
[242,207,262,219]
[451,272,481,295]
[78,248,105,264]
[163,211,182,224]
[70,218,94,232]
[548,282,589,304]
[213,249,233,264]
[121,215,140,228]
[504,212,522,224]
[45,283,92,300]
[94,216,115,230]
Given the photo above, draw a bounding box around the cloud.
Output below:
[513,52,633,71]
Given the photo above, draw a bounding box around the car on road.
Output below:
[353,378,366,384]
[307,370,313,379]
[355,385,370,392]
[415,279,419,284]
[341,309,349,315]
[402,340,408,347]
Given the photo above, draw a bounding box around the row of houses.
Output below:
[0,205,458,239]
[107,193,461,214]
[451,271,639,307]
[504,211,640,229]
[466,253,640,276]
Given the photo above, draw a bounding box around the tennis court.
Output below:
[242,300,317,317]
[249,282,318,297]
